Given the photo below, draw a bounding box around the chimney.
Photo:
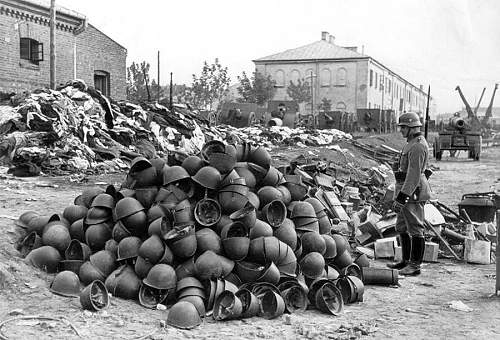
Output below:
[321,31,329,41]
[329,34,335,44]
[419,85,423,91]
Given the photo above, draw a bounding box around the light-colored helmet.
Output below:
[398,112,422,127]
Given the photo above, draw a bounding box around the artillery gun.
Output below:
[433,86,482,161]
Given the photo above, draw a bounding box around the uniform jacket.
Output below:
[394,132,432,202]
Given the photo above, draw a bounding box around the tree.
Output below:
[191,58,231,110]
[286,78,311,104]
[127,61,153,102]
[236,71,276,105]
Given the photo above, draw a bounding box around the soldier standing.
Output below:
[388,112,432,276]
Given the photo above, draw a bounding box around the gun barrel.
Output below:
[449,117,466,129]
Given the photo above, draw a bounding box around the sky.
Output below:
[52,0,500,114]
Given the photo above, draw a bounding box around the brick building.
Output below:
[0,0,127,99]
[253,32,431,117]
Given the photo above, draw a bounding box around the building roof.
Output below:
[254,39,368,62]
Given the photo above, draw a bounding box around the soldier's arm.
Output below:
[400,143,426,198]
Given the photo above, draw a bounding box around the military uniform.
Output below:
[394,132,432,236]
[387,111,432,276]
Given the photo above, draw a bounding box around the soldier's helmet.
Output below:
[398,112,422,127]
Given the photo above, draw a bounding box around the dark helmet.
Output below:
[192,166,221,190]
[166,301,202,329]
[130,156,152,173]
[42,223,71,253]
[91,193,115,209]
[89,250,117,277]
[50,270,81,297]
[398,112,422,127]
[63,205,88,224]
[138,234,165,264]
[300,232,327,255]
[85,223,112,251]
[195,228,222,255]
[248,147,271,169]
[163,166,190,186]
[143,263,176,290]
[116,236,142,262]
[115,197,145,221]
[299,252,325,279]
[81,187,104,208]
[182,155,206,176]
[25,245,62,273]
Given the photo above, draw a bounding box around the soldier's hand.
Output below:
[392,192,410,213]
[392,200,405,213]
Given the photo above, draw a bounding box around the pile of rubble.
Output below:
[14,139,401,329]
[0,81,356,176]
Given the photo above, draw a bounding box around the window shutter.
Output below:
[33,42,44,62]
[20,38,30,60]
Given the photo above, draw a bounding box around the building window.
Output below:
[20,37,44,65]
[336,101,346,110]
[275,69,285,87]
[369,70,373,87]
[291,69,301,85]
[94,70,110,96]
[375,73,378,89]
[320,68,331,87]
[336,68,347,86]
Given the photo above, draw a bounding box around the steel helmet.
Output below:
[115,197,145,221]
[63,205,88,224]
[166,301,202,329]
[143,263,177,290]
[398,112,422,127]
[163,165,190,186]
[181,155,206,176]
[89,250,117,277]
[25,245,62,273]
[117,236,142,262]
[91,193,115,209]
[299,252,325,279]
[50,270,81,297]
[42,223,71,253]
[138,234,165,264]
[192,166,221,190]
[85,223,112,251]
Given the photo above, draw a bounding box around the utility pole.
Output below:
[157,51,160,102]
[169,72,173,111]
[305,71,317,129]
[49,0,56,89]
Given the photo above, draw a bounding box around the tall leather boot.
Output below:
[387,233,411,269]
[400,236,425,276]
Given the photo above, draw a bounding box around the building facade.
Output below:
[0,0,127,99]
[253,32,431,118]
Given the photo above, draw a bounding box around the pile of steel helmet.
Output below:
[16,140,372,329]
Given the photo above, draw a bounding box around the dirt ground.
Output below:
[0,135,499,340]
